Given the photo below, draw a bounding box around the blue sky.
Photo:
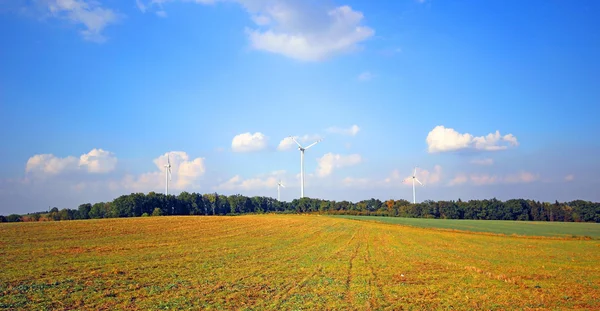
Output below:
[1,0,599,214]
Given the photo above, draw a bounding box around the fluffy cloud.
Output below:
[153,151,206,189]
[426,126,519,153]
[316,153,362,177]
[26,154,78,175]
[232,132,268,152]
[245,4,374,61]
[79,149,117,173]
[448,171,539,186]
[136,0,374,61]
[326,125,360,136]
[277,135,322,151]
[40,0,120,42]
[26,149,117,175]
[116,151,205,192]
[471,158,494,166]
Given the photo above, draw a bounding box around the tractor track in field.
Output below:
[204,225,331,297]
[363,231,389,309]
[269,224,363,309]
[344,228,362,304]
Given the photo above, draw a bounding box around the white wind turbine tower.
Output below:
[164,154,172,195]
[409,166,423,204]
[277,180,285,201]
[290,136,322,198]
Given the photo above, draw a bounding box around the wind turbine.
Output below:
[164,154,172,195]
[408,166,423,204]
[290,136,321,198]
[277,180,285,201]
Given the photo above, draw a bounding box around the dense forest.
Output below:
[2,192,599,223]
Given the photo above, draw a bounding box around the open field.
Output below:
[1,215,599,310]
[333,215,600,239]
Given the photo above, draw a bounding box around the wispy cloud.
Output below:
[40,0,121,42]
[135,0,374,61]
[471,158,494,166]
[448,171,540,186]
[565,174,575,182]
[326,125,360,136]
[358,71,374,81]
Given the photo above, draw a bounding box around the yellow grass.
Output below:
[1,215,599,310]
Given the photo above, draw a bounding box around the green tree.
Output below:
[7,214,22,222]
[152,207,163,216]
[78,203,92,219]
[89,202,107,219]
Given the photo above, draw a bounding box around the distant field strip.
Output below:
[1,215,599,310]
[333,215,600,239]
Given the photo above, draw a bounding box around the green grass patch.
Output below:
[331,215,600,239]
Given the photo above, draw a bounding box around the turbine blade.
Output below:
[290,136,303,148]
[281,184,285,188]
[415,178,423,186]
[168,154,171,166]
[304,139,322,150]
[413,167,417,177]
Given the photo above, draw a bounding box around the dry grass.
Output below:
[1,215,599,310]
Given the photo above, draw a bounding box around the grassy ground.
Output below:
[333,215,600,239]
[1,215,599,310]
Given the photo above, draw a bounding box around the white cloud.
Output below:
[26,148,117,175]
[41,0,120,42]
[316,153,362,177]
[565,174,575,182]
[358,72,373,81]
[215,175,278,191]
[231,132,268,152]
[503,171,539,184]
[402,165,442,185]
[214,170,285,191]
[326,125,360,136]
[426,125,519,153]
[26,154,78,175]
[136,0,374,61]
[153,151,206,189]
[469,174,499,186]
[78,148,117,173]
[136,0,147,13]
[341,177,371,188]
[156,10,167,17]
[277,134,322,151]
[251,14,270,25]
[471,158,494,166]
[448,173,468,186]
[245,4,374,61]
[383,166,442,186]
[449,171,540,186]
[117,151,206,192]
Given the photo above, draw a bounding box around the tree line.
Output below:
[2,191,599,223]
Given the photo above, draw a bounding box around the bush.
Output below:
[142,213,149,217]
[152,208,163,216]
[7,214,22,222]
